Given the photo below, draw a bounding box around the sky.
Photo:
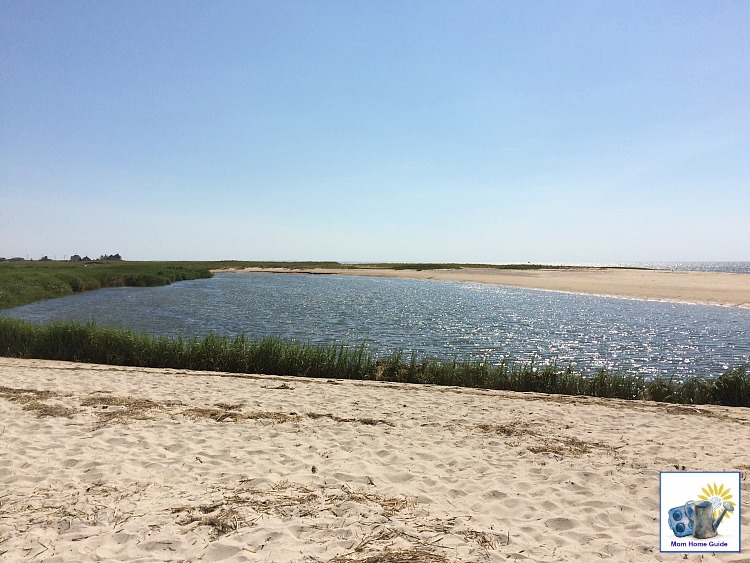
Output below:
[1,1,749,263]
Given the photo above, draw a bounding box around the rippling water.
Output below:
[4,273,749,380]
[523,261,750,274]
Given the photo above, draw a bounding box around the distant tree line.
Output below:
[0,253,123,262]
[70,253,123,262]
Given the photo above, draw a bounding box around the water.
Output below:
[629,262,750,273]
[3,273,749,380]
[345,261,750,273]
[520,262,750,274]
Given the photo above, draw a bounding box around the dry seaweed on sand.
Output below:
[180,407,246,422]
[476,418,612,457]
[325,489,413,518]
[171,481,417,543]
[527,436,609,457]
[172,482,318,534]
[245,410,299,423]
[180,407,298,423]
[261,382,294,390]
[172,504,247,538]
[0,385,58,402]
[476,419,530,436]
[80,394,166,426]
[307,412,394,427]
[0,385,77,418]
[1,481,150,533]
[329,548,452,563]
[460,529,508,549]
[231,481,320,518]
[213,402,244,410]
[22,401,76,418]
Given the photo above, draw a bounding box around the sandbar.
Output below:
[1,357,748,561]
[225,267,750,308]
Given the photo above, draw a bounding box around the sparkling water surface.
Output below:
[4,273,749,380]
[534,261,750,274]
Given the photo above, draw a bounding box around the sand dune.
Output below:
[228,267,750,309]
[1,357,748,561]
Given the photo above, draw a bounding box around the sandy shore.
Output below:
[225,267,750,309]
[1,357,748,561]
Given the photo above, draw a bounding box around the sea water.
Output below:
[3,272,749,381]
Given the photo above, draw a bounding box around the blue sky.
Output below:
[2,1,748,262]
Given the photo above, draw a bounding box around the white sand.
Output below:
[226,267,750,309]
[1,357,748,561]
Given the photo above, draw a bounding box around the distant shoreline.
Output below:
[217,266,750,309]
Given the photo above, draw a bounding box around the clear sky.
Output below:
[2,1,748,262]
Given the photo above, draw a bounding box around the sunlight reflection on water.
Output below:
[4,273,749,380]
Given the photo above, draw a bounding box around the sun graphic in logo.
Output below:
[697,482,735,519]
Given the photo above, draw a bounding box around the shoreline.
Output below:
[219,267,750,309]
[2,357,748,560]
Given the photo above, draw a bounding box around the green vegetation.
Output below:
[1,318,747,407]
[0,261,213,310]
[0,318,372,379]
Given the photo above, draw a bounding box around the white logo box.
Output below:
[660,471,741,553]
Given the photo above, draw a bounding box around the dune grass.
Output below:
[1,318,747,407]
[0,261,213,309]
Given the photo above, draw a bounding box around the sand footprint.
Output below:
[544,516,579,532]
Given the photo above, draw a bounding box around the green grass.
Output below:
[0,261,213,309]
[1,318,747,407]
[0,318,374,379]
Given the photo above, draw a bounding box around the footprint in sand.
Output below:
[544,517,578,531]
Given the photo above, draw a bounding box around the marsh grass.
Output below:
[0,318,747,406]
[0,261,213,309]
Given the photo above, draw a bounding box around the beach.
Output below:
[1,357,748,561]
[229,267,750,309]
